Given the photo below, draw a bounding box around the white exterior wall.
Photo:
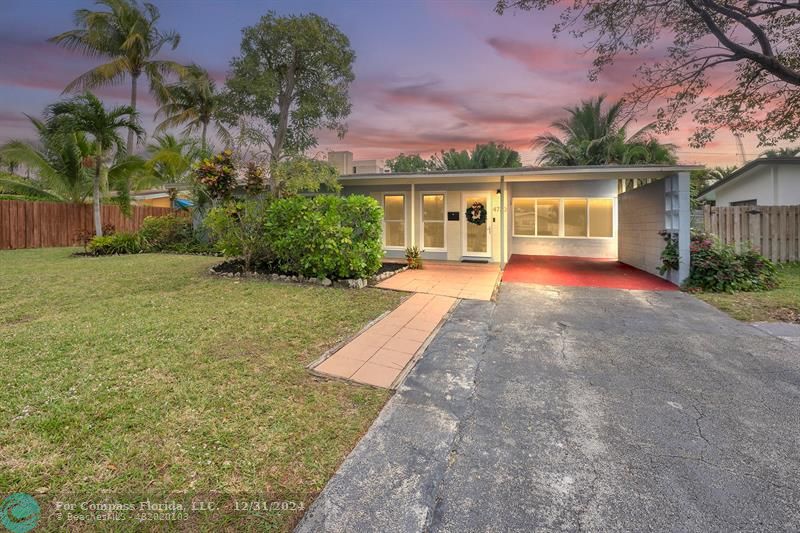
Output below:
[618,179,670,280]
[713,168,776,206]
[508,180,618,259]
[778,164,800,204]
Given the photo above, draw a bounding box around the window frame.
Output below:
[382,192,407,250]
[511,197,615,240]
[419,191,447,252]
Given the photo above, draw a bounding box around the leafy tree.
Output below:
[46,93,144,235]
[432,142,523,170]
[760,146,800,158]
[386,153,432,173]
[154,64,227,151]
[533,95,677,166]
[50,0,182,152]
[222,12,355,164]
[268,156,341,198]
[496,0,800,147]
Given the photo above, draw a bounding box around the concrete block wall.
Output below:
[618,179,668,280]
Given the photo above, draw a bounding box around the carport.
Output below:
[498,168,695,289]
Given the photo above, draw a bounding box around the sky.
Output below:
[0,0,778,166]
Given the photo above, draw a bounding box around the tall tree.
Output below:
[222,11,355,168]
[533,96,677,166]
[154,65,227,151]
[432,142,523,170]
[46,93,144,236]
[496,0,800,148]
[50,0,182,153]
[386,153,432,173]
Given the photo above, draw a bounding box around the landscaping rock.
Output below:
[321,278,332,287]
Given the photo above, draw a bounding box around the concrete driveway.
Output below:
[297,283,800,532]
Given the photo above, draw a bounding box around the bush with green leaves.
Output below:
[265,195,383,279]
[88,232,142,256]
[137,214,208,253]
[205,199,272,272]
[685,232,778,293]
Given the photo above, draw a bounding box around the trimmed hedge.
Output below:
[265,195,384,279]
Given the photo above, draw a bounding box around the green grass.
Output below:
[0,248,404,531]
[695,262,800,322]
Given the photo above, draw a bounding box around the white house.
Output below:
[339,164,698,285]
[699,158,800,206]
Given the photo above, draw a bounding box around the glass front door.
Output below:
[463,192,491,257]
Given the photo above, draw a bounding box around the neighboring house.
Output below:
[698,158,800,206]
[328,151,388,175]
[340,164,699,285]
[131,187,191,208]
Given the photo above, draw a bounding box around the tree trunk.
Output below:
[94,156,103,237]
[127,74,139,154]
[201,121,208,152]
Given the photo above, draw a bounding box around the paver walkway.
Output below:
[376,262,499,300]
[311,293,455,388]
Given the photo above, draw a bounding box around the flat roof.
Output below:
[338,164,703,185]
[699,158,800,197]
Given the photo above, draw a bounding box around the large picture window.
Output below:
[422,194,445,249]
[383,194,405,248]
[512,197,614,238]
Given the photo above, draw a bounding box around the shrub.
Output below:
[195,150,237,202]
[205,199,272,272]
[685,232,778,292]
[265,195,383,279]
[139,214,193,251]
[88,232,142,256]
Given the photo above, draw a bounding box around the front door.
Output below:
[462,192,492,258]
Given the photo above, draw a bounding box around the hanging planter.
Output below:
[465,201,487,226]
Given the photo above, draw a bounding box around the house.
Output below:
[339,164,699,285]
[131,186,192,209]
[698,158,800,206]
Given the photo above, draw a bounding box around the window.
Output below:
[512,197,614,239]
[383,194,405,248]
[731,199,757,206]
[564,199,588,237]
[588,198,613,237]
[422,194,445,249]
[512,198,536,236]
[536,199,560,236]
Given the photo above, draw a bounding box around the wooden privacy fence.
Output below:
[703,205,800,263]
[0,200,177,250]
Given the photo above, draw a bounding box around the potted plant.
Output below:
[404,245,423,269]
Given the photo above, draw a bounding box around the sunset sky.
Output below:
[0,0,777,167]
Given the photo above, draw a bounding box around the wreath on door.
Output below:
[466,201,487,226]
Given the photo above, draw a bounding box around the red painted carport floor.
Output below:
[502,255,678,291]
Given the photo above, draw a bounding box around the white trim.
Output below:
[382,192,407,250]
[461,191,492,258]
[419,191,447,252]
[511,197,616,240]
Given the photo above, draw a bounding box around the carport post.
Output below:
[500,175,505,269]
[677,171,691,284]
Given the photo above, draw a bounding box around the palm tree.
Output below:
[154,65,227,151]
[534,95,676,166]
[0,117,95,203]
[432,142,522,170]
[46,92,144,236]
[145,133,206,183]
[49,0,182,153]
[760,146,800,158]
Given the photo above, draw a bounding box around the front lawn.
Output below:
[695,262,800,323]
[0,248,404,531]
